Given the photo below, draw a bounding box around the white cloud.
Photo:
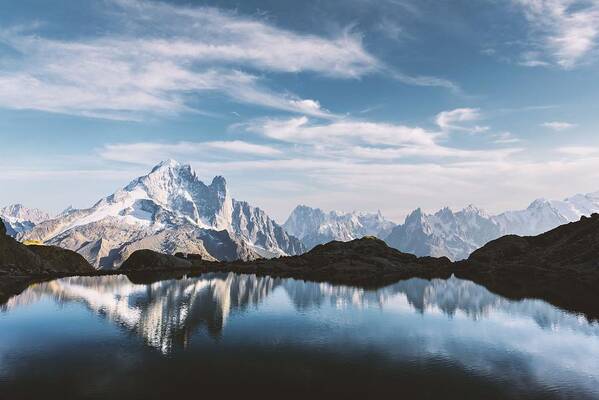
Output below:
[244,116,438,147]
[435,108,488,133]
[13,109,598,222]
[240,115,520,163]
[390,70,460,92]
[514,0,599,68]
[542,121,577,130]
[0,0,463,120]
[114,0,379,78]
[0,0,378,120]
[557,146,599,156]
[493,131,522,144]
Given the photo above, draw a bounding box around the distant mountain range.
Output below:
[3,159,599,264]
[385,193,599,260]
[283,205,395,250]
[16,160,303,269]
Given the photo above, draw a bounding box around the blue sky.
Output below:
[1,0,599,222]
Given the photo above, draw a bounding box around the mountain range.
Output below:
[385,193,599,260]
[3,159,599,264]
[283,205,395,250]
[17,160,303,269]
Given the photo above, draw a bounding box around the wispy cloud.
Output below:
[435,108,488,133]
[514,0,599,68]
[239,114,519,162]
[390,70,461,92]
[542,121,577,130]
[0,0,379,120]
[493,131,522,144]
[243,116,437,147]
[557,146,599,156]
[0,0,465,121]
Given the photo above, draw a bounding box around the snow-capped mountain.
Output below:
[385,206,501,260]
[0,204,50,237]
[283,205,396,250]
[22,160,303,269]
[385,190,599,260]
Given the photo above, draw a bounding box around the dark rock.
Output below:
[0,218,94,276]
[120,249,194,271]
[118,236,453,287]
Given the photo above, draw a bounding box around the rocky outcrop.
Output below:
[120,249,195,271]
[461,213,599,273]
[0,218,94,276]
[117,236,453,287]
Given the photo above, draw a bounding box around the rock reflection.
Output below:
[3,274,598,353]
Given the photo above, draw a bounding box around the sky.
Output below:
[1,0,599,223]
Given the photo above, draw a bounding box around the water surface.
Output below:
[1,273,598,399]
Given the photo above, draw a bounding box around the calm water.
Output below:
[1,273,598,399]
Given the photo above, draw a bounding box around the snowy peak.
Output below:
[283,205,395,249]
[404,208,425,226]
[21,160,298,268]
[231,200,304,257]
[386,205,501,260]
[0,204,50,237]
[386,188,599,260]
[117,160,233,230]
[0,204,50,224]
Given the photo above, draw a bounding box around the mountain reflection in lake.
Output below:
[1,273,598,399]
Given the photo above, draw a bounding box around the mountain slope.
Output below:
[232,200,304,257]
[0,204,50,237]
[22,160,301,269]
[283,205,395,249]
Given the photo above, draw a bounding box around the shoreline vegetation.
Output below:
[2,214,599,320]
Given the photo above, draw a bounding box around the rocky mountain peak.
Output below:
[19,160,299,269]
[209,176,228,197]
[405,208,424,225]
[151,158,181,172]
[462,204,485,215]
[0,204,50,224]
[527,198,550,210]
[284,205,396,250]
